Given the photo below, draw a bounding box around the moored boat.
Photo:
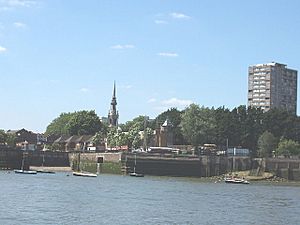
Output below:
[129,172,144,177]
[14,152,37,175]
[224,177,250,184]
[14,169,37,174]
[72,152,97,177]
[129,154,144,177]
[73,171,97,177]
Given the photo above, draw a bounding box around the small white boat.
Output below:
[129,172,144,177]
[224,177,250,184]
[72,152,97,177]
[14,152,37,175]
[73,171,97,177]
[14,169,37,174]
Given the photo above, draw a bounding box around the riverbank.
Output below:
[206,170,300,185]
[30,166,72,172]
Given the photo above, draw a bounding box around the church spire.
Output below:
[108,81,119,127]
[111,81,117,105]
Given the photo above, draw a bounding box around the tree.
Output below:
[107,127,118,148]
[119,115,146,132]
[241,106,264,154]
[154,108,186,145]
[6,133,16,147]
[214,107,236,147]
[127,126,142,149]
[66,110,103,136]
[0,130,16,147]
[276,139,300,157]
[106,127,130,149]
[118,115,154,149]
[0,130,7,144]
[45,112,74,136]
[262,109,295,139]
[91,131,106,145]
[257,131,277,157]
[181,104,216,150]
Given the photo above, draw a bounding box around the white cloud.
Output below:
[170,12,191,20]
[148,98,157,103]
[0,0,38,10]
[111,44,135,50]
[0,46,7,53]
[155,20,168,24]
[161,98,193,108]
[5,0,36,7]
[80,88,89,93]
[13,22,27,28]
[157,52,178,57]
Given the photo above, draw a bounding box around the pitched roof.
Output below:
[53,135,69,143]
[162,118,173,127]
[54,135,94,144]
[65,135,80,143]
[75,135,93,143]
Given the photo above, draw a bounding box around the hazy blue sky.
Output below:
[1,0,300,132]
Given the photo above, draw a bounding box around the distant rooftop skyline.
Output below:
[0,0,300,132]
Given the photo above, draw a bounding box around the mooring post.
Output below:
[97,157,103,174]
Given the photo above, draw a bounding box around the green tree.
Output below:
[117,131,130,147]
[144,127,154,149]
[119,115,146,132]
[0,130,16,147]
[45,112,74,136]
[241,106,264,154]
[257,131,277,157]
[6,133,16,147]
[262,109,295,139]
[276,139,300,157]
[154,108,186,145]
[91,131,106,145]
[181,104,216,151]
[66,110,103,135]
[107,127,118,148]
[128,126,142,149]
[0,129,7,144]
[119,115,154,149]
[214,107,236,147]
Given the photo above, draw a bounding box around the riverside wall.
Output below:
[0,148,23,169]
[122,154,252,177]
[252,158,300,181]
[69,152,122,174]
[0,148,70,169]
[1,148,300,180]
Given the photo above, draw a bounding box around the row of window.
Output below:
[253,80,266,84]
[253,93,266,97]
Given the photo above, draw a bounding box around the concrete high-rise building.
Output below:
[248,62,297,114]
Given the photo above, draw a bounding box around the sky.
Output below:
[1,0,300,133]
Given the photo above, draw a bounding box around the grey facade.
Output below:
[248,62,297,114]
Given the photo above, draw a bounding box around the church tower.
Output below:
[108,82,119,127]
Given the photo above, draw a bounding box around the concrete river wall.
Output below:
[123,154,252,177]
[1,148,300,180]
[253,158,300,181]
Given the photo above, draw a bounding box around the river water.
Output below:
[0,171,299,225]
